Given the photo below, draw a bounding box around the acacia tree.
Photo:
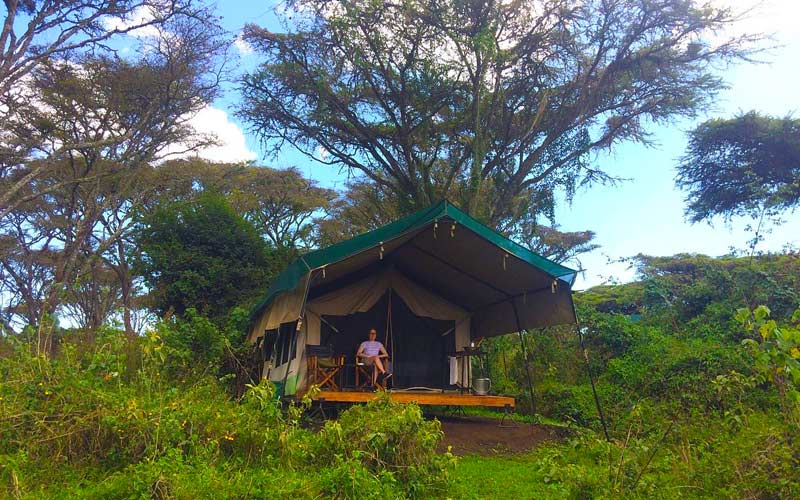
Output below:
[240,0,758,230]
[315,179,402,247]
[0,0,209,213]
[676,111,800,223]
[0,0,199,95]
[0,12,227,336]
[166,160,338,251]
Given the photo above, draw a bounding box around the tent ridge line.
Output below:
[429,204,574,284]
[301,201,446,265]
[472,284,553,313]
[408,242,512,298]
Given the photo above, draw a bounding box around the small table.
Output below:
[451,347,483,394]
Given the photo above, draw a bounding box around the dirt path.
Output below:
[435,415,567,456]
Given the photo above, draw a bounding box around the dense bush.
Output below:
[315,394,454,497]
[467,253,800,499]
[134,191,276,323]
[0,328,284,468]
[0,326,452,499]
[522,411,800,499]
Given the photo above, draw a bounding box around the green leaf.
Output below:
[734,307,751,325]
[753,305,771,322]
[741,339,759,350]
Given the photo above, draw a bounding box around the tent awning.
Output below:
[249,200,577,340]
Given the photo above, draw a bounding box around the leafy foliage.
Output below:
[0,327,452,499]
[3,251,800,498]
[449,412,799,499]
[315,394,455,496]
[676,111,800,222]
[737,305,800,425]
[479,252,799,498]
[240,0,755,229]
[134,192,275,322]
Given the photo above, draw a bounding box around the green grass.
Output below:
[446,453,565,499]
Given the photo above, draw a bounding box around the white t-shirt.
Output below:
[359,340,383,357]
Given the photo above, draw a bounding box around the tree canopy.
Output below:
[134,192,275,322]
[0,1,225,217]
[0,10,227,334]
[676,111,800,223]
[239,0,757,230]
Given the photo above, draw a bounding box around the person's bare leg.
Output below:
[374,357,386,385]
[368,356,377,385]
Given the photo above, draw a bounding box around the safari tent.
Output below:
[248,201,578,402]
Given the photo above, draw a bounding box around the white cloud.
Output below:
[102,6,161,39]
[234,34,254,56]
[715,0,800,43]
[186,105,258,163]
[315,145,329,161]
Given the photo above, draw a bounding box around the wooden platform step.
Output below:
[310,390,515,408]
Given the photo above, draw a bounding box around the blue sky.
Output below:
[200,0,799,289]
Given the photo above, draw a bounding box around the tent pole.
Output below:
[578,326,610,441]
[511,301,537,415]
[571,303,611,442]
[280,324,298,399]
[385,289,394,380]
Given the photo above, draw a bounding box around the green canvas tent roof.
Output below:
[250,200,578,338]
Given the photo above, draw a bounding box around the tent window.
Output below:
[261,330,277,365]
[275,321,297,366]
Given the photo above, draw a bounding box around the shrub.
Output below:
[314,393,455,497]
[0,328,457,499]
[0,324,293,473]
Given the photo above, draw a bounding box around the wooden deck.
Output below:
[310,390,515,408]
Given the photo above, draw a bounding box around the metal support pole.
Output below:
[511,301,536,414]
[577,324,611,442]
[567,295,611,441]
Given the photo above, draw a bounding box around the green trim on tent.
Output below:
[250,200,577,321]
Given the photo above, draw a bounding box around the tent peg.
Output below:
[379,241,385,260]
[433,220,438,239]
[450,221,456,237]
[551,280,558,294]
[321,266,326,279]
[502,252,508,270]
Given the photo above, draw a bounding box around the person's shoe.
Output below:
[383,372,392,381]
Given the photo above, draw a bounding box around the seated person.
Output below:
[356,328,391,387]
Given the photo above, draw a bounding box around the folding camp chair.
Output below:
[355,356,392,391]
[307,344,344,391]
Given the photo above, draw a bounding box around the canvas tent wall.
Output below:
[248,201,578,396]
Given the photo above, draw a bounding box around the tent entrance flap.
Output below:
[321,291,455,389]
